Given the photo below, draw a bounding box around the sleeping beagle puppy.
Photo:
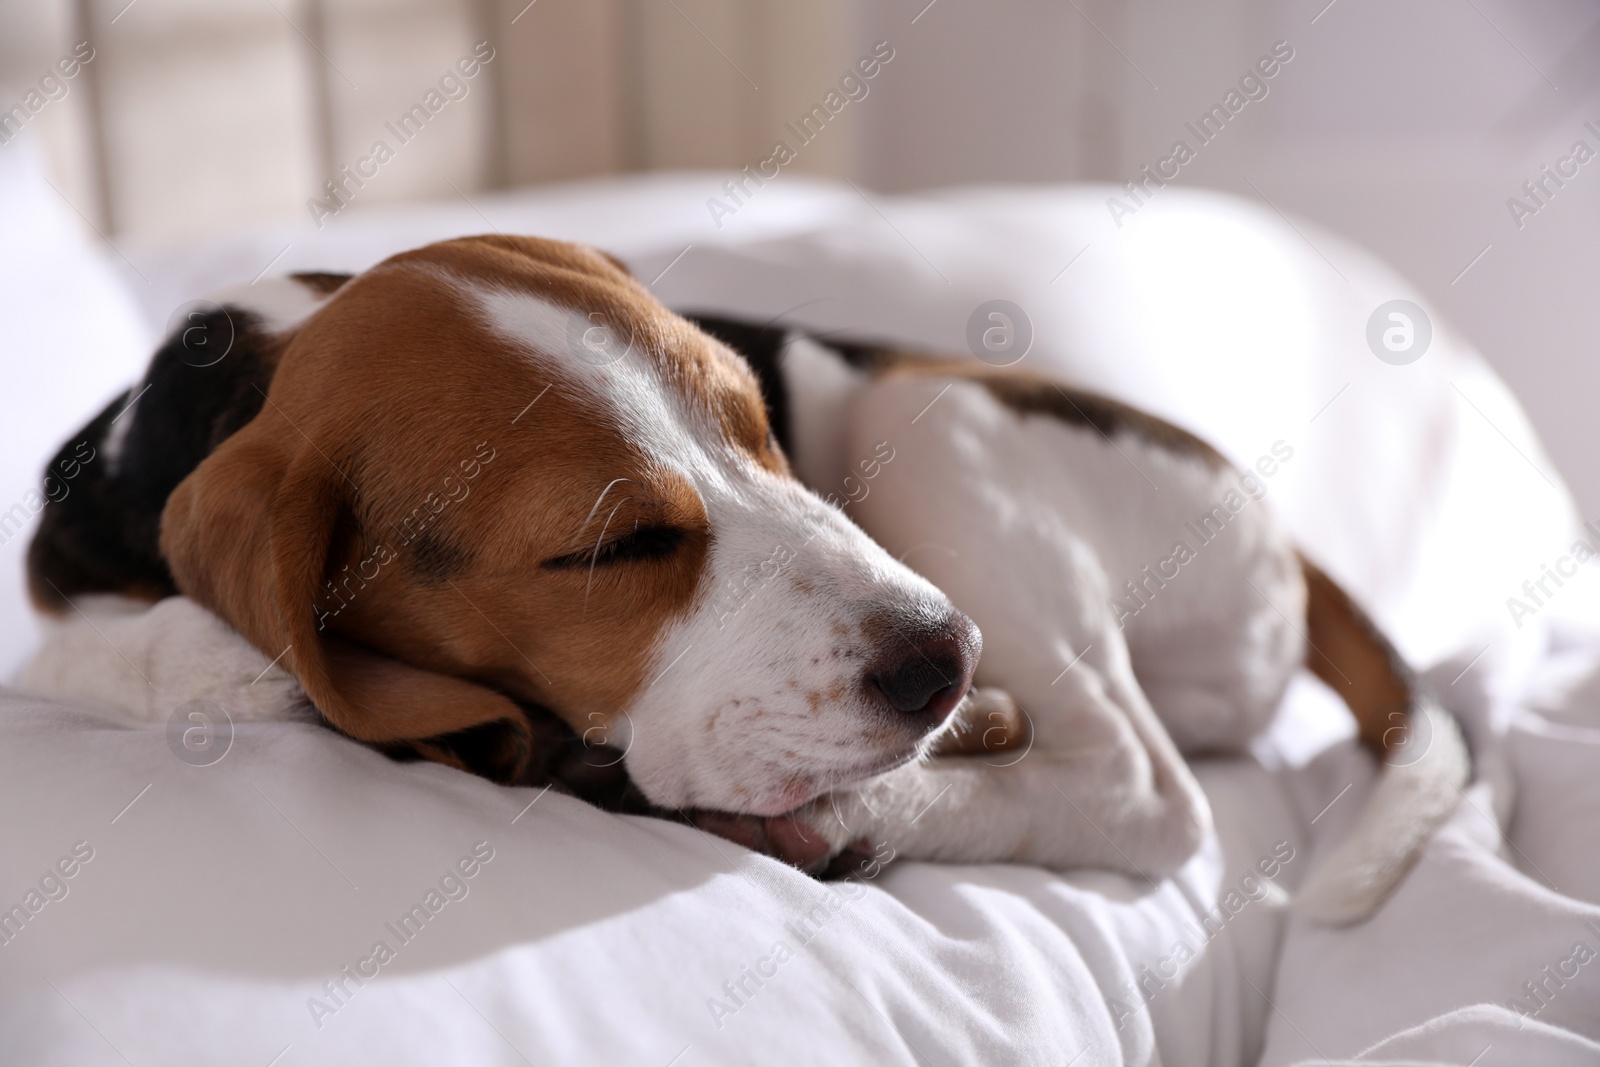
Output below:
[22,234,1467,923]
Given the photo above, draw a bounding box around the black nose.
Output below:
[866,608,981,723]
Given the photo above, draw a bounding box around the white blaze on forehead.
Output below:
[465,281,717,476]
[462,279,821,556]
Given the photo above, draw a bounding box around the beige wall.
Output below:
[0,0,861,243]
[4,0,1596,516]
[852,0,1600,522]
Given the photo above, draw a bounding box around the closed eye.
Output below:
[542,523,686,570]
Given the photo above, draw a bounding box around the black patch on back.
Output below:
[808,334,899,375]
[409,532,471,582]
[682,311,1226,470]
[977,375,1229,468]
[682,312,914,457]
[27,308,283,610]
[24,396,169,606]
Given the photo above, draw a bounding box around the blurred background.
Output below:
[1,0,1596,514]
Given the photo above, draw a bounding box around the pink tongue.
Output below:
[764,814,833,870]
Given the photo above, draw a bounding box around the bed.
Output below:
[2,132,1599,1066]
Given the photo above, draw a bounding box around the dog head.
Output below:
[160,235,978,814]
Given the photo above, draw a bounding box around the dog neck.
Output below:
[776,334,871,493]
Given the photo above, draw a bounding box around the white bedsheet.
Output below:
[2,136,1598,1065]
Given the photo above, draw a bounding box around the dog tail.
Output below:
[1292,555,1471,925]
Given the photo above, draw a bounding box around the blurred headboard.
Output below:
[0,0,855,243]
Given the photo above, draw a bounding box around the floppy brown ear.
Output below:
[160,410,537,782]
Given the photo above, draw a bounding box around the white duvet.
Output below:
[1,135,1598,1066]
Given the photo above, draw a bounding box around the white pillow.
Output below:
[0,134,152,677]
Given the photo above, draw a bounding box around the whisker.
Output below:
[583,503,625,612]
[579,477,632,535]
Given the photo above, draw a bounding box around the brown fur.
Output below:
[160,235,785,782]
